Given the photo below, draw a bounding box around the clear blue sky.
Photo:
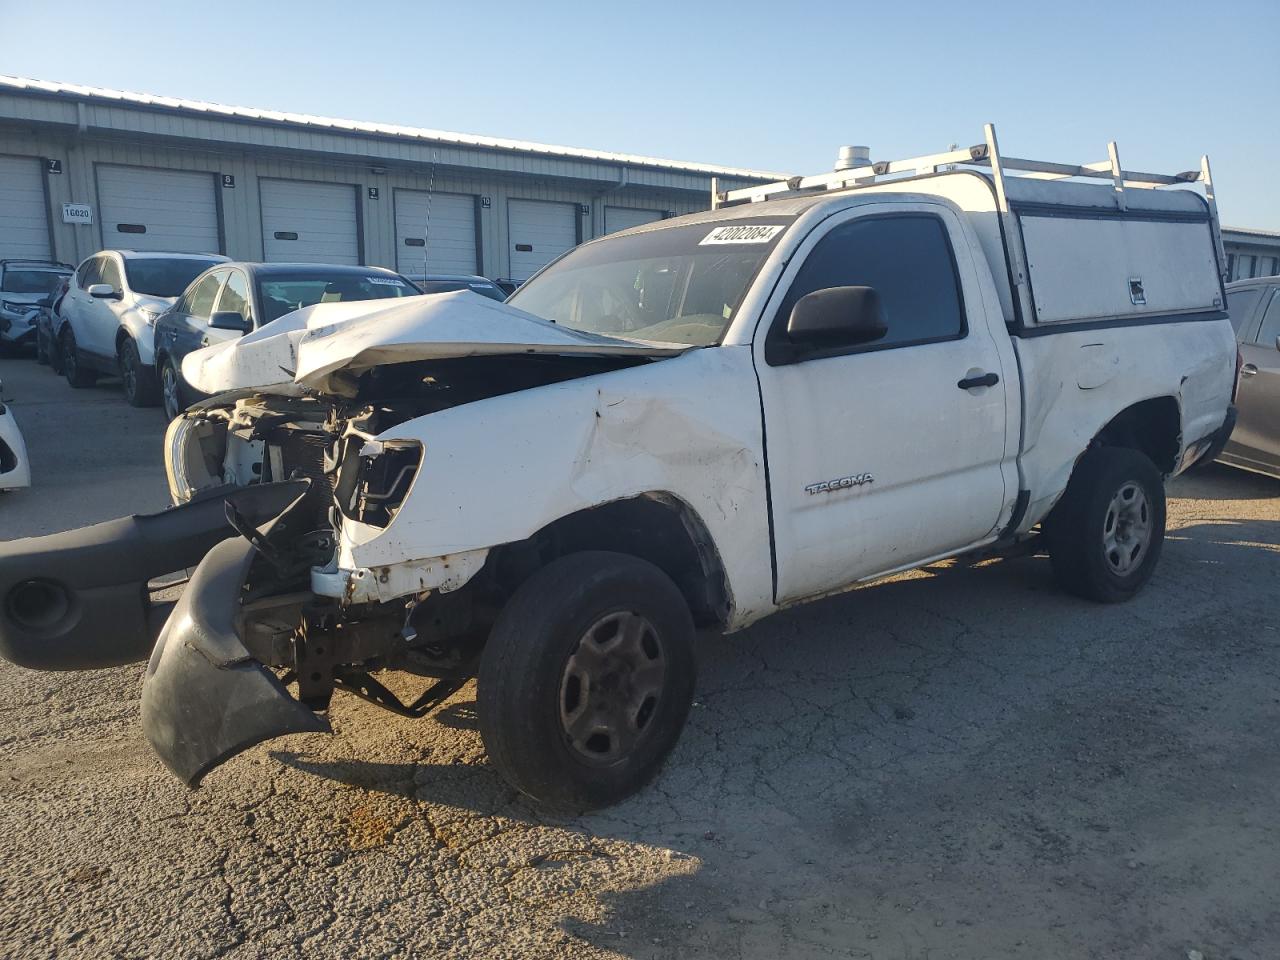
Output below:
[5,0,1277,227]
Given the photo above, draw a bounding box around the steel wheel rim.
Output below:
[558,610,667,765]
[162,365,179,418]
[1103,481,1151,575]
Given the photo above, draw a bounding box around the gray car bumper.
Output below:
[141,535,329,785]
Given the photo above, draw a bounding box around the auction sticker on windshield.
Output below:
[699,224,786,245]
[367,277,408,286]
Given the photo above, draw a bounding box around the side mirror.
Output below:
[208,311,251,334]
[785,286,888,351]
[87,284,119,300]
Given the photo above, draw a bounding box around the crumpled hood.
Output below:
[183,291,691,396]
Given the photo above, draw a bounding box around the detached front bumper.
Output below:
[0,481,307,670]
[142,536,328,785]
[0,479,335,785]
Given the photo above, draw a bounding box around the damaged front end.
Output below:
[2,342,656,785]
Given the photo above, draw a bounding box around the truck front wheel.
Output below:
[478,551,696,812]
[1045,446,1166,603]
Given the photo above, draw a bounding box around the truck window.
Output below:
[774,214,965,350]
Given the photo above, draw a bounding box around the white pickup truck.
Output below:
[0,128,1238,811]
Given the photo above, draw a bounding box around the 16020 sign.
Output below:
[62,202,93,225]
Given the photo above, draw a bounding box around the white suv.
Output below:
[58,250,227,404]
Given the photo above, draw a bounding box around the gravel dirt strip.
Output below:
[1,358,1277,960]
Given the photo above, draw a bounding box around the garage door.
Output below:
[260,179,359,264]
[0,156,50,260]
[604,206,664,235]
[395,191,477,276]
[508,199,578,281]
[98,166,220,254]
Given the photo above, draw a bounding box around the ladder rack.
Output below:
[711,124,1225,280]
[712,123,1215,209]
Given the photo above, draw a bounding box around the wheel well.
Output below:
[1093,396,1181,474]
[486,494,731,629]
[114,328,133,356]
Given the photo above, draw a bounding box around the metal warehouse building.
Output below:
[0,76,782,281]
[1222,227,1280,281]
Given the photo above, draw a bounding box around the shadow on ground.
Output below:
[273,516,1280,958]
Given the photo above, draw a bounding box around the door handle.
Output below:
[957,372,999,390]
[1240,363,1258,377]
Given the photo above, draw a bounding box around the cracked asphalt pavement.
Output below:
[1,358,1278,959]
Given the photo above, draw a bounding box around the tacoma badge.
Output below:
[805,473,874,495]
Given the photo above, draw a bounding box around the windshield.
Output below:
[125,258,223,298]
[508,220,791,345]
[258,274,417,324]
[2,269,70,294]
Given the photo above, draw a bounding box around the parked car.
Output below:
[154,263,419,420]
[404,273,506,301]
[0,129,1237,811]
[34,275,72,369]
[0,260,73,355]
[0,378,31,491]
[492,278,521,298]
[57,250,229,404]
[1218,277,1280,478]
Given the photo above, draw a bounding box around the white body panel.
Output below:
[750,200,1020,603]
[260,180,359,264]
[1011,321,1237,529]
[1020,216,1221,324]
[97,166,220,254]
[0,402,31,490]
[0,155,51,260]
[334,347,777,626]
[395,191,477,276]
[507,199,576,281]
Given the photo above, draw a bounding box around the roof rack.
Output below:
[711,123,1225,281]
[712,123,1215,209]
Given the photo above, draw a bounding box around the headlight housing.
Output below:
[336,439,423,529]
[138,306,164,326]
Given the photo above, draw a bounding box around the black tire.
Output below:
[1044,446,1166,603]
[48,328,65,375]
[478,551,696,812]
[119,338,159,407]
[34,333,49,365]
[61,329,97,388]
[160,357,185,421]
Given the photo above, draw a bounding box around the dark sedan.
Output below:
[153,262,418,419]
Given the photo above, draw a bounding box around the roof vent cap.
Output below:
[835,145,871,171]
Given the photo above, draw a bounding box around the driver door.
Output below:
[754,203,1017,605]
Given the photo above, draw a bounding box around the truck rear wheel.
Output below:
[1045,446,1165,603]
[478,551,696,812]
